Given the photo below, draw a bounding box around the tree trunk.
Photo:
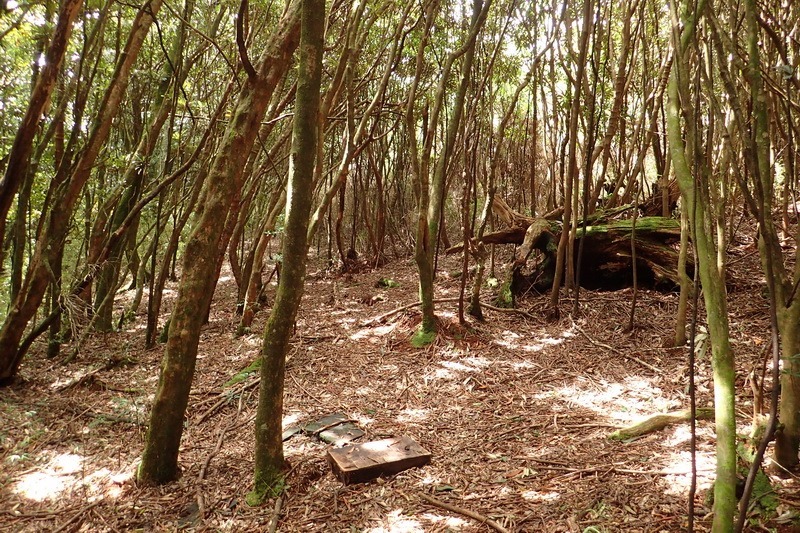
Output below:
[250,0,323,503]
[137,1,301,485]
[666,2,736,528]
[93,0,197,331]
[548,0,593,316]
[408,0,490,338]
[239,189,286,331]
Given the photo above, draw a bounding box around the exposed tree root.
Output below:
[609,407,715,440]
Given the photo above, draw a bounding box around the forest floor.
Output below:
[2,241,800,532]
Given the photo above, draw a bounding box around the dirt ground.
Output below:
[1,243,799,532]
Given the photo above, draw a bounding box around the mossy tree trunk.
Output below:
[740,0,800,473]
[137,2,301,485]
[407,0,490,337]
[250,0,324,503]
[665,1,737,529]
[707,0,800,476]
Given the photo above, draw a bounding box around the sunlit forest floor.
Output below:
[2,239,800,532]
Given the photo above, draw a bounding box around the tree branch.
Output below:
[237,0,257,80]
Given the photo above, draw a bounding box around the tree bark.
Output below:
[666,1,736,528]
[548,0,594,316]
[250,0,324,503]
[137,1,301,485]
[408,0,491,337]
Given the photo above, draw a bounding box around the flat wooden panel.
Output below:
[319,424,364,445]
[327,436,431,485]
[302,413,349,434]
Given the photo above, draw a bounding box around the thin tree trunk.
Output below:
[666,2,736,528]
[251,0,323,502]
[548,0,593,316]
[408,0,491,336]
[137,1,301,485]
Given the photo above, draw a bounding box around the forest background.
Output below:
[1,0,799,531]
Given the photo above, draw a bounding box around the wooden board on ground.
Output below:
[302,412,350,434]
[301,412,365,445]
[327,436,431,485]
[319,424,364,445]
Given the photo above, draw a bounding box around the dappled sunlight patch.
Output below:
[419,473,443,486]
[14,471,68,501]
[106,471,133,498]
[50,371,88,391]
[522,332,570,353]
[352,412,376,426]
[365,509,424,532]
[543,375,672,423]
[11,452,130,503]
[494,326,575,353]
[662,423,715,449]
[396,408,429,423]
[420,512,469,528]
[423,367,454,382]
[462,356,490,369]
[441,360,477,373]
[493,330,522,349]
[660,449,716,496]
[521,489,562,502]
[350,322,398,341]
[282,412,304,428]
[422,352,490,384]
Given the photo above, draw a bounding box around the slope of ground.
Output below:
[1,245,798,532]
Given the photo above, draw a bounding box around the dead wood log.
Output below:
[609,407,715,440]
[497,216,685,293]
[448,197,688,295]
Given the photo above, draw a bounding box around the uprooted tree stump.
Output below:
[447,198,691,298]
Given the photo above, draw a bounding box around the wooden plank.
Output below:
[327,436,431,485]
[300,412,364,445]
[318,424,364,445]
[302,413,350,434]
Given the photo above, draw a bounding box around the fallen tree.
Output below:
[447,198,689,296]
